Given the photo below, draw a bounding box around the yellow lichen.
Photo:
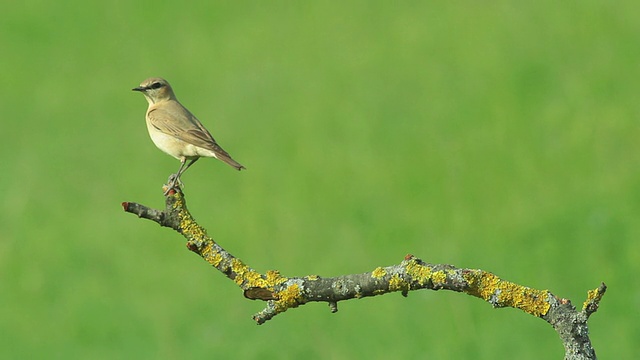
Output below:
[462,270,499,299]
[274,284,302,312]
[200,244,223,267]
[231,258,258,286]
[496,282,550,316]
[463,270,550,316]
[478,272,501,300]
[372,267,387,279]
[405,260,432,286]
[431,270,448,286]
[243,270,265,287]
[265,270,288,286]
[388,274,409,293]
[583,287,603,311]
[178,211,210,244]
[306,275,319,281]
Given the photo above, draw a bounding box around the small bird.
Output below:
[132,77,244,193]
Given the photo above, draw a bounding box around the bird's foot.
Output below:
[163,174,184,195]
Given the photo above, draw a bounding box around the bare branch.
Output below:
[123,186,606,359]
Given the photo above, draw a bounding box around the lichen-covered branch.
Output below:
[122,186,606,360]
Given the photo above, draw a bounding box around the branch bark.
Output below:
[123,186,606,360]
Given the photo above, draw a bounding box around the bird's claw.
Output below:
[164,174,184,195]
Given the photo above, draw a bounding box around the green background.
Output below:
[2,1,638,359]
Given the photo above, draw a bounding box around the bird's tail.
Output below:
[218,154,246,170]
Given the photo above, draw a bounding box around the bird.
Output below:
[132,77,244,194]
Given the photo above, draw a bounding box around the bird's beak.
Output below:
[132,86,146,92]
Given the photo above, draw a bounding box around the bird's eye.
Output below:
[150,82,163,89]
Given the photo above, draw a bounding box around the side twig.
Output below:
[122,186,606,360]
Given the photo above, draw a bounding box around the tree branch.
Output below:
[122,186,606,360]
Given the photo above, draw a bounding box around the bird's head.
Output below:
[132,77,176,104]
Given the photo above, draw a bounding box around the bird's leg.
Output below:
[164,174,181,195]
[164,158,199,195]
[164,158,188,195]
[179,158,199,177]
[173,158,199,186]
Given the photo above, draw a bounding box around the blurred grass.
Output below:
[1,1,639,358]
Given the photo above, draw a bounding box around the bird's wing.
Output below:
[147,102,230,156]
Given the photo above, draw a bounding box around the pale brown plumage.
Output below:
[133,77,244,193]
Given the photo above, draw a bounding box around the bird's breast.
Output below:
[146,120,214,160]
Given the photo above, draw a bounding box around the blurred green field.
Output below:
[1,1,639,359]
